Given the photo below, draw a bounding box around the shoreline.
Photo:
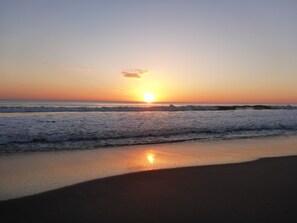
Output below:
[2,132,297,156]
[1,155,297,222]
[1,135,297,200]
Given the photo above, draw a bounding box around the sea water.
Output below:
[0,100,297,154]
[1,100,297,200]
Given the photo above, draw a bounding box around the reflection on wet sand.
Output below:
[146,153,155,164]
[1,136,297,200]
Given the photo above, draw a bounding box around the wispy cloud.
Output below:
[79,66,91,72]
[62,65,92,73]
[122,69,148,78]
[43,62,91,73]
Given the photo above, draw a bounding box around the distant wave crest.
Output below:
[0,104,296,113]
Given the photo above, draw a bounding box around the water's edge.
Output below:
[1,135,297,200]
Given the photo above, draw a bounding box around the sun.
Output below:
[144,93,155,103]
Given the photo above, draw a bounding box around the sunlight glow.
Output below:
[147,153,155,164]
[144,93,155,103]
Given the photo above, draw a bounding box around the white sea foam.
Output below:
[0,108,297,153]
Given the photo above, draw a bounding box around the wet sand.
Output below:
[1,155,297,223]
[2,136,297,200]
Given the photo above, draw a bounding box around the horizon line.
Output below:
[0,98,296,105]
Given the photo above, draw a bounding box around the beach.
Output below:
[1,136,297,222]
[1,155,297,223]
[1,103,297,222]
[1,136,297,200]
[1,0,297,222]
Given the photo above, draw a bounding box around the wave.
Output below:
[1,105,296,153]
[0,104,296,113]
[1,125,297,153]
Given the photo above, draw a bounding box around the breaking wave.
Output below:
[1,107,297,153]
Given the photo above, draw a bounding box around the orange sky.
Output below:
[1,68,296,104]
[1,1,297,104]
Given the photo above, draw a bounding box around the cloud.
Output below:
[122,72,141,78]
[61,65,92,73]
[42,62,91,73]
[79,66,91,72]
[122,69,148,78]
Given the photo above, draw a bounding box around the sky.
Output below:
[0,0,296,103]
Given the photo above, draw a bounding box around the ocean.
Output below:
[0,100,297,154]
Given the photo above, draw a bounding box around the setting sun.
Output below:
[144,93,155,103]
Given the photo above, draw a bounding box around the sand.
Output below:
[1,155,297,223]
[2,135,297,200]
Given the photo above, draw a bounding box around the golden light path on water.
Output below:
[1,136,297,200]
